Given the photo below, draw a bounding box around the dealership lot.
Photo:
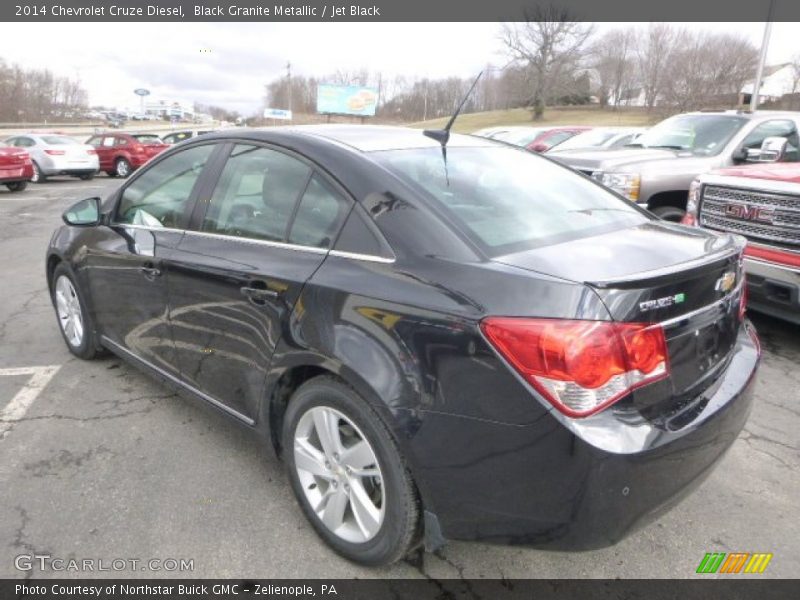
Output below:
[0,177,798,579]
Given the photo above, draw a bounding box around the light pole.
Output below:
[286,61,292,117]
[750,0,776,112]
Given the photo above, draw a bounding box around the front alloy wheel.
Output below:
[115,158,131,178]
[54,275,84,348]
[294,406,385,543]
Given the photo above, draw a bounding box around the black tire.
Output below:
[5,181,27,192]
[651,205,686,222]
[282,376,420,566]
[31,161,46,183]
[50,263,101,360]
[79,173,96,181]
[114,157,132,178]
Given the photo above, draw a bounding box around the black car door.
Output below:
[86,142,221,375]
[167,142,352,422]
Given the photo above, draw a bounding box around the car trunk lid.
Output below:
[493,221,746,424]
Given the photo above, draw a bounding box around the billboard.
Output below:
[317,84,378,117]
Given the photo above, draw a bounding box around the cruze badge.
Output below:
[715,271,736,293]
[639,292,686,312]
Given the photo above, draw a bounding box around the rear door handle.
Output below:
[140,262,162,279]
[240,285,278,305]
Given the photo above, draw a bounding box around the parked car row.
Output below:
[0,129,194,188]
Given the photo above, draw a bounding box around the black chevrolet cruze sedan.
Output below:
[46,125,760,565]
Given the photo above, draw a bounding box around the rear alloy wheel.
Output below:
[31,161,46,183]
[51,264,100,360]
[5,181,27,192]
[115,158,131,178]
[283,377,420,565]
[652,205,686,222]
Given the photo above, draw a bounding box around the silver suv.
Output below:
[556,110,800,221]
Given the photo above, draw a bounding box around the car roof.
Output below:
[203,124,496,152]
[683,109,800,121]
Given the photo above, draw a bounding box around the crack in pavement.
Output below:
[9,506,50,581]
[0,287,50,343]
[24,445,115,479]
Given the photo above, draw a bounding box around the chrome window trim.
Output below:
[328,249,396,264]
[183,229,329,254]
[108,222,185,235]
[100,336,255,426]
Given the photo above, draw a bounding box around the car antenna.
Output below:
[423,70,483,147]
[423,70,483,184]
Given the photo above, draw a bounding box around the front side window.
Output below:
[375,146,647,256]
[201,144,312,243]
[102,137,115,147]
[116,144,215,228]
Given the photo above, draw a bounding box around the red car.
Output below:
[490,126,592,153]
[0,143,34,192]
[85,133,169,178]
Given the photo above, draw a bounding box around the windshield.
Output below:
[551,129,619,151]
[133,134,162,144]
[374,146,647,256]
[493,128,546,146]
[41,136,79,145]
[629,115,747,156]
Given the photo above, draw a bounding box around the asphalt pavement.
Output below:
[1,176,798,580]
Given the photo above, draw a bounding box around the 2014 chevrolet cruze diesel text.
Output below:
[46,126,760,565]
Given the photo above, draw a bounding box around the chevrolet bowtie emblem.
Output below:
[715,271,736,293]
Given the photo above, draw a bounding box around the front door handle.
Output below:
[240,285,278,305]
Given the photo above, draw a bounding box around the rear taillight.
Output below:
[480,318,669,418]
[44,149,65,156]
[681,179,702,226]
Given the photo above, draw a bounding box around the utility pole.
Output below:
[750,0,776,112]
[286,61,292,117]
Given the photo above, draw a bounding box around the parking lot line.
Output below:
[0,366,61,439]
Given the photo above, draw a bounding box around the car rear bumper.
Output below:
[409,322,759,549]
[0,164,33,182]
[744,256,800,325]
[40,156,99,174]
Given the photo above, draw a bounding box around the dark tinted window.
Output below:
[201,144,311,243]
[375,146,647,256]
[287,175,350,249]
[116,144,215,228]
[333,206,392,258]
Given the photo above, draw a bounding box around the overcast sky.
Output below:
[0,22,798,115]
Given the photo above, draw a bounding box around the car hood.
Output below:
[553,147,720,176]
[707,162,800,184]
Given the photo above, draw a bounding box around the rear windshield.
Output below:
[133,134,162,144]
[375,146,648,256]
[41,136,78,145]
[493,128,546,146]
[552,129,618,151]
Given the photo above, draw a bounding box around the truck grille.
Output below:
[699,185,800,245]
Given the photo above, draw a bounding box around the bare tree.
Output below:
[635,23,677,111]
[500,6,593,119]
[591,27,637,108]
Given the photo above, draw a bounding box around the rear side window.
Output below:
[375,146,647,256]
[741,120,799,161]
[288,175,350,249]
[115,137,129,146]
[116,144,215,228]
[201,144,311,243]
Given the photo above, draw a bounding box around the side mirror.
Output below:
[755,136,788,163]
[530,142,548,153]
[62,197,101,227]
